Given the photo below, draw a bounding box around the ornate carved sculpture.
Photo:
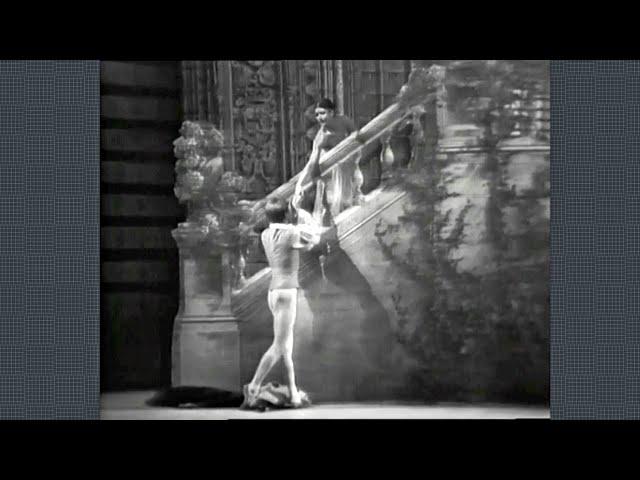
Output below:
[173,121,225,219]
[171,120,257,390]
[229,60,281,192]
[172,121,255,301]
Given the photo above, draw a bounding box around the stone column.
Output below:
[335,60,345,115]
[180,61,218,123]
[171,223,242,391]
[170,121,251,391]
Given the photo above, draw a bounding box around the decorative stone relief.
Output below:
[301,61,322,152]
[229,60,281,193]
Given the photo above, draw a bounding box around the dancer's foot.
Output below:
[240,384,260,409]
[289,388,303,407]
[287,390,311,409]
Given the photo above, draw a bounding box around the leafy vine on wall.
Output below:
[373,61,549,403]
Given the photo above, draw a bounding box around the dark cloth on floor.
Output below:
[146,386,244,408]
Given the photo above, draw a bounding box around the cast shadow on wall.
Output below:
[297,244,398,401]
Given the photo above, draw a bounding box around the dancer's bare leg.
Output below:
[281,292,302,404]
[247,344,280,396]
[248,291,281,396]
[248,289,300,403]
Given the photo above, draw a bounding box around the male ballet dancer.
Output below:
[242,130,331,409]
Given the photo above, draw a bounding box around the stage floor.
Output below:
[101,391,550,420]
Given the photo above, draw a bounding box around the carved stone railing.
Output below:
[240,65,445,234]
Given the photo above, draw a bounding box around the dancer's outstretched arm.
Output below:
[292,128,331,210]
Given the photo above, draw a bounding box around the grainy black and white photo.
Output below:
[99,60,550,419]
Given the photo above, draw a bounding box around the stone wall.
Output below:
[237,146,549,403]
[236,62,549,403]
[171,60,549,403]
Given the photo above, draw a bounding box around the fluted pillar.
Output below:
[180,61,219,123]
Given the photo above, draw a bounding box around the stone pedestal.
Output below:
[171,227,242,390]
[172,316,240,390]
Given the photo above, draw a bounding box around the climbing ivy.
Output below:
[374,61,549,403]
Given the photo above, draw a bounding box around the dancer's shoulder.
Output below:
[262,224,294,242]
[335,115,356,132]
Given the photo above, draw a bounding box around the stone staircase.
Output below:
[171,66,445,399]
[234,184,412,401]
